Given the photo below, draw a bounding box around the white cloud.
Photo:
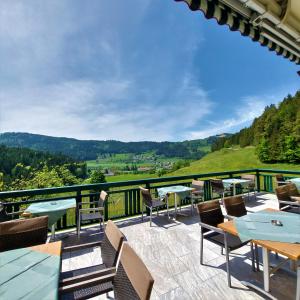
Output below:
[0,0,213,141]
[186,89,297,139]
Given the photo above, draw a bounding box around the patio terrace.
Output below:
[1,168,299,299]
[60,193,298,300]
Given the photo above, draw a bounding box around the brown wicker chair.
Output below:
[77,190,108,238]
[210,179,231,200]
[185,180,205,214]
[275,183,300,211]
[197,200,253,287]
[223,196,247,218]
[0,216,48,252]
[275,174,286,187]
[60,242,154,300]
[140,187,165,226]
[240,174,257,200]
[61,220,125,292]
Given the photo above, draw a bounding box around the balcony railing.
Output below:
[0,168,299,231]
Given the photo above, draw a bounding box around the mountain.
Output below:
[0,132,230,161]
[211,90,300,163]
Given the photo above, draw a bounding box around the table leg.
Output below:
[51,224,55,241]
[297,260,300,300]
[262,248,270,292]
[166,194,169,219]
[174,193,177,219]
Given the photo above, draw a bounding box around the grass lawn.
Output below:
[170,146,300,176]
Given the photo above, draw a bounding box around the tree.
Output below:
[89,168,106,184]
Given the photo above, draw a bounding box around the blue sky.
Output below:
[0,0,299,142]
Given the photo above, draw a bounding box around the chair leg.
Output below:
[141,204,144,221]
[150,207,152,226]
[157,207,159,216]
[200,231,204,265]
[224,233,231,287]
[77,214,81,238]
[255,244,260,271]
[250,242,255,271]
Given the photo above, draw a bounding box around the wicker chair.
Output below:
[197,200,253,287]
[60,242,154,300]
[275,183,300,211]
[210,179,231,200]
[140,187,165,226]
[223,196,247,218]
[61,220,124,278]
[275,174,286,187]
[223,196,259,270]
[240,174,257,200]
[185,180,205,214]
[0,216,49,252]
[77,190,108,238]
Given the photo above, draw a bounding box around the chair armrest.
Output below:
[279,200,300,206]
[79,207,104,212]
[290,196,300,202]
[62,241,102,252]
[59,272,115,294]
[224,214,235,220]
[199,221,224,234]
[60,267,116,286]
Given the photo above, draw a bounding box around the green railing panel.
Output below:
[1,168,299,230]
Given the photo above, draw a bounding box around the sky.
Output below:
[0,0,299,142]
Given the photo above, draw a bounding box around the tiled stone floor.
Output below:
[60,193,298,300]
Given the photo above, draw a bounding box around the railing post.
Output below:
[256,170,261,192]
[75,191,81,225]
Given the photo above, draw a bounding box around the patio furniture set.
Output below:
[0,174,299,299]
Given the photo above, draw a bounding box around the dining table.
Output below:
[218,209,300,300]
[0,241,62,300]
[24,199,76,239]
[222,178,252,196]
[289,178,300,193]
[157,185,194,219]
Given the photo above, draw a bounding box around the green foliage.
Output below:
[0,145,87,190]
[87,168,106,184]
[211,90,300,163]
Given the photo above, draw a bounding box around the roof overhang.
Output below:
[176,0,300,65]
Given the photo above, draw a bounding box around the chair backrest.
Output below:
[191,180,204,191]
[139,187,153,207]
[210,179,224,193]
[275,174,286,187]
[223,196,247,217]
[101,220,125,268]
[197,200,224,232]
[114,242,154,300]
[241,174,256,187]
[275,183,299,202]
[0,216,48,252]
[99,190,108,207]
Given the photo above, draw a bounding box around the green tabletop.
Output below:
[25,199,76,228]
[157,185,193,201]
[234,210,300,243]
[222,178,251,188]
[0,247,60,300]
[289,178,300,192]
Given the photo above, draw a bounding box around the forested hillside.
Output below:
[212,91,300,163]
[0,133,226,160]
[0,145,87,190]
